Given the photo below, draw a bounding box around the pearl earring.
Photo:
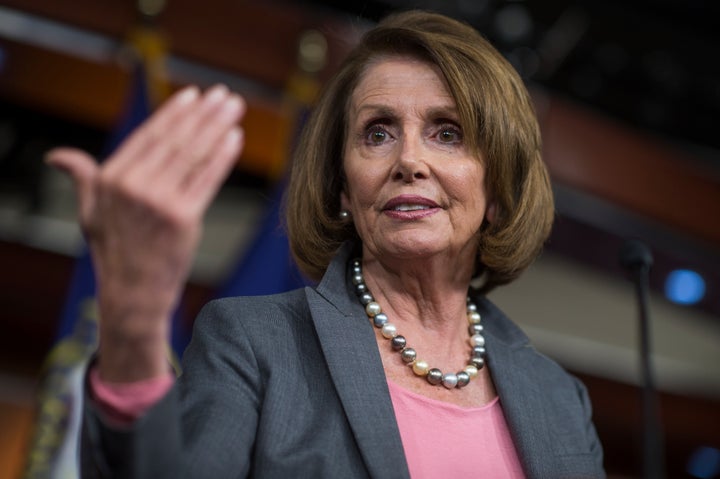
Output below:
[339,210,350,220]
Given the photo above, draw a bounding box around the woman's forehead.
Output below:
[348,57,456,116]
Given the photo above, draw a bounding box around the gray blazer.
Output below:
[82,243,605,478]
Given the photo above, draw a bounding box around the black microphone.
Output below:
[620,239,654,272]
[619,239,665,479]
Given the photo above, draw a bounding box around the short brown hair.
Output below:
[285,10,554,293]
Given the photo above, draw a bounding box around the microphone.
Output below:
[620,239,654,272]
[619,239,665,479]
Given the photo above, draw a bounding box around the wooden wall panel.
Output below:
[0,37,293,178]
[0,0,357,88]
[539,92,720,247]
[0,39,128,130]
[0,0,360,178]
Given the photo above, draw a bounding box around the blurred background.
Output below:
[0,0,718,478]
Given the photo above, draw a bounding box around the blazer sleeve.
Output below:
[81,299,264,479]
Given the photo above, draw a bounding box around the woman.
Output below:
[49,10,604,479]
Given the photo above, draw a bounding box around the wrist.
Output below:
[97,319,172,382]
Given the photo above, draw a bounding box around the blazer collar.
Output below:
[307,242,410,479]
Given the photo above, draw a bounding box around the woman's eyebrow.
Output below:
[353,104,397,119]
[425,105,459,121]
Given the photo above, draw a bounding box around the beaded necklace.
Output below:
[350,258,487,389]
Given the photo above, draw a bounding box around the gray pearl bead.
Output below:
[359,292,373,306]
[472,346,486,357]
[373,313,388,328]
[351,273,364,285]
[391,335,406,351]
[426,368,443,385]
[401,348,417,363]
[356,283,367,294]
[466,302,478,312]
[469,323,484,336]
[470,357,485,369]
[456,371,470,388]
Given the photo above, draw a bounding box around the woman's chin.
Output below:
[372,237,450,261]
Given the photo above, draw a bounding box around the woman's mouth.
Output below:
[391,204,431,212]
[383,195,440,219]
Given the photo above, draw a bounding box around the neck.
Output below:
[350,257,486,390]
[359,252,475,330]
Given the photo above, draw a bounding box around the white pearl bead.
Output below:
[464,365,479,378]
[467,311,481,324]
[442,373,458,389]
[470,334,485,347]
[381,323,397,339]
[366,302,381,317]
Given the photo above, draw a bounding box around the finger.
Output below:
[184,93,246,161]
[120,85,240,187]
[104,85,201,176]
[45,147,99,221]
[183,126,244,213]
[157,92,245,182]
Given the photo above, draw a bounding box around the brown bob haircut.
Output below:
[285,10,554,293]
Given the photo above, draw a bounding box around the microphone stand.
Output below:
[620,239,665,479]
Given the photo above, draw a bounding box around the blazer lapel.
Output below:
[475,292,563,479]
[306,245,410,479]
[488,341,556,479]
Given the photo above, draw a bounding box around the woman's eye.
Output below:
[438,127,462,143]
[366,126,388,144]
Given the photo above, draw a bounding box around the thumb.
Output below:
[45,147,99,220]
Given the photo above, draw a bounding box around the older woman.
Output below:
[49,10,604,479]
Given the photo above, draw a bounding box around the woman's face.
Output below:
[341,56,493,265]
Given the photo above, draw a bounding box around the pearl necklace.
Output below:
[350,258,487,389]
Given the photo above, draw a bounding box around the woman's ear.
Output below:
[486,201,497,224]
[340,190,351,213]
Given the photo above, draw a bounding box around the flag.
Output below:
[24,24,175,479]
[216,178,309,299]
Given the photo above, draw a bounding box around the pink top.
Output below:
[91,369,525,478]
[387,379,526,478]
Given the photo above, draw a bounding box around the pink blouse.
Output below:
[91,369,525,477]
[387,379,526,478]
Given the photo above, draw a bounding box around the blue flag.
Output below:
[216,179,309,299]
[215,94,314,299]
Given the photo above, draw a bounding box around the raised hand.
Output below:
[46,85,246,381]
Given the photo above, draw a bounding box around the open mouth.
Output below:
[383,195,440,212]
[391,204,431,212]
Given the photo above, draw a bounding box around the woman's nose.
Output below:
[391,136,429,182]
